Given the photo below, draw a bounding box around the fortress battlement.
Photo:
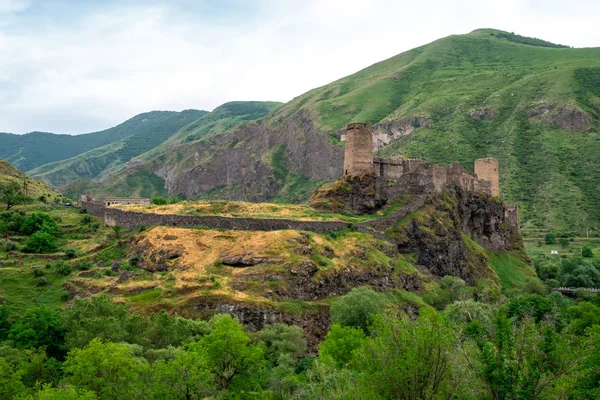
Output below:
[343,123,500,198]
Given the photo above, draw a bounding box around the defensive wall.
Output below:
[81,201,349,233]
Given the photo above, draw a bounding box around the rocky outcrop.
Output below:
[372,117,433,151]
[153,109,344,201]
[229,259,422,301]
[468,108,497,121]
[384,188,524,284]
[554,105,593,132]
[529,104,593,132]
[310,172,386,215]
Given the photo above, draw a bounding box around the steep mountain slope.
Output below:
[0,158,61,200]
[0,110,207,172]
[60,101,282,200]
[28,110,208,186]
[95,29,598,232]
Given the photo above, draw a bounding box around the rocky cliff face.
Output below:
[151,110,344,201]
[385,188,524,284]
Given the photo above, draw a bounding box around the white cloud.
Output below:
[0,0,599,134]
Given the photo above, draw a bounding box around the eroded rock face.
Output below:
[130,236,184,272]
[372,117,433,151]
[554,105,593,132]
[184,297,330,350]
[154,109,344,202]
[385,188,524,284]
[220,253,282,267]
[529,104,593,132]
[310,172,386,215]
[468,108,497,121]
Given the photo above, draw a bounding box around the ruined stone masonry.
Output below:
[343,122,500,198]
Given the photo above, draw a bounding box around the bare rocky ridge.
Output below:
[155,110,344,201]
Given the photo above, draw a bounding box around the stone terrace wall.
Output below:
[82,201,349,233]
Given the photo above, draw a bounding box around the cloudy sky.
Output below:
[1,0,599,134]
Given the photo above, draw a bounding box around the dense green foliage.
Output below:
[1,290,600,399]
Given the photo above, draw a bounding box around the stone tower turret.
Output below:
[344,123,373,175]
[474,158,500,197]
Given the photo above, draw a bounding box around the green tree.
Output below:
[61,296,133,350]
[21,213,58,236]
[188,314,266,392]
[23,232,58,253]
[112,225,122,240]
[0,357,26,399]
[62,339,148,400]
[150,350,214,400]
[145,309,209,349]
[17,350,62,389]
[444,299,494,332]
[560,237,570,248]
[8,306,65,359]
[466,312,582,400]
[254,323,307,366]
[329,287,388,333]
[567,301,600,335]
[582,246,594,258]
[318,324,366,368]
[352,309,456,399]
[545,233,556,245]
[0,304,10,340]
[20,384,97,400]
[505,294,554,323]
[151,197,168,205]
[572,325,600,399]
[0,182,32,211]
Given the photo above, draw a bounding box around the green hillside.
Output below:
[28,110,208,186]
[60,101,282,200]
[137,101,283,162]
[0,158,62,200]
[0,110,207,172]
[268,29,600,231]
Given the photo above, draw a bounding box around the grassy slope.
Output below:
[60,102,282,200]
[0,110,205,172]
[28,110,208,186]
[266,29,600,231]
[0,158,62,200]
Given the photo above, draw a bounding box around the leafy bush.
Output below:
[32,268,45,278]
[545,233,556,245]
[81,215,92,224]
[151,197,168,205]
[36,277,48,287]
[64,248,77,259]
[54,261,72,276]
[583,247,594,258]
[330,287,388,333]
[23,232,58,253]
[60,290,75,301]
[21,212,58,235]
[560,238,570,248]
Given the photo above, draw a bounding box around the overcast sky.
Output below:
[1,0,599,134]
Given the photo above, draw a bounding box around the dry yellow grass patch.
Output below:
[130,227,305,298]
[114,200,344,221]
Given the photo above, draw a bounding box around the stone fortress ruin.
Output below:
[342,122,518,224]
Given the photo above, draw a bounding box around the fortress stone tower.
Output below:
[474,158,500,197]
[344,123,374,175]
